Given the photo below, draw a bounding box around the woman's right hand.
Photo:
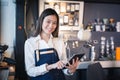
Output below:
[46,61,65,71]
[54,60,65,69]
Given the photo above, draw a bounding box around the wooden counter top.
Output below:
[0,62,9,70]
[0,66,9,70]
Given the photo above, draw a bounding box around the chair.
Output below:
[86,62,106,80]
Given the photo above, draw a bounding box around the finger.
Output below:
[72,59,75,64]
[57,61,65,69]
[68,62,71,66]
[76,57,79,62]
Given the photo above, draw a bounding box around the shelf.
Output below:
[59,25,80,31]
[39,0,84,31]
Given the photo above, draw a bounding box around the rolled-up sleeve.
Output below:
[24,39,49,77]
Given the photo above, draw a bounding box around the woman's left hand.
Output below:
[65,57,80,74]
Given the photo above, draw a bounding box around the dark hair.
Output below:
[34,8,59,37]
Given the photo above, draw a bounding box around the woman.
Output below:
[24,8,80,80]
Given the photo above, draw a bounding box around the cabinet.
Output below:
[0,66,9,80]
[39,0,84,31]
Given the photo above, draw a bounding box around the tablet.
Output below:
[66,53,85,66]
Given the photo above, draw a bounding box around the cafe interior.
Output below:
[1,0,120,80]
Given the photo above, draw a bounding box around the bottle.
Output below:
[100,36,106,58]
[116,47,120,60]
[68,13,74,26]
[106,40,110,58]
[94,18,102,32]
[75,3,79,11]
[65,41,71,60]
[70,3,75,12]
[63,14,69,25]
[86,22,93,31]
[74,11,79,26]
[91,46,96,61]
[116,22,120,32]
[110,36,115,59]
[66,3,71,12]
[103,18,110,31]
[54,3,60,14]
[109,18,116,31]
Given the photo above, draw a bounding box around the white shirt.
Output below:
[24,35,68,77]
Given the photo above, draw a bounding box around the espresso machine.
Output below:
[0,45,16,66]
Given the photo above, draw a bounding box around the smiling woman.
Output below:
[42,15,57,37]
[24,8,80,80]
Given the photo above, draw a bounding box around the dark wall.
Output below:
[83,3,120,59]
[15,0,28,80]
[15,0,39,80]
[83,3,120,26]
[91,32,120,59]
[0,2,1,41]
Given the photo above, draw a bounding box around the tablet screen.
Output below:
[66,53,84,66]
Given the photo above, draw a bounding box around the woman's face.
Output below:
[42,15,57,35]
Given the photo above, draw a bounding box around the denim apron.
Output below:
[30,48,66,80]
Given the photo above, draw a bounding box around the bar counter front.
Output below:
[70,60,120,80]
[78,60,120,69]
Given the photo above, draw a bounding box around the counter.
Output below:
[0,63,9,80]
[77,60,120,69]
